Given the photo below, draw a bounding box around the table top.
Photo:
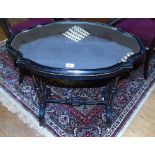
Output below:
[6,20,145,80]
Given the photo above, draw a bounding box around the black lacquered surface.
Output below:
[5,20,146,128]
[11,21,140,69]
[7,20,145,79]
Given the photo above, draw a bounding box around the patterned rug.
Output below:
[0,40,155,137]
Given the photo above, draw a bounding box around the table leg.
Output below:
[144,37,155,80]
[32,75,118,128]
[0,18,12,38]
[104,77,118,128]
[32,75,46,126]
[19,69,24,84]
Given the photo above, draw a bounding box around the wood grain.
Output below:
[0,104,42,137]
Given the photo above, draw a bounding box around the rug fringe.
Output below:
[1,39,155,136]
[0,39,7,43]
[0,87,54,137]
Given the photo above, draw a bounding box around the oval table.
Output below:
[6,20,145,128]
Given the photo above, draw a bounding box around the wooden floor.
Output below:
[0,18,155,137]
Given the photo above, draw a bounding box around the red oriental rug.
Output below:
[0,40,155,137]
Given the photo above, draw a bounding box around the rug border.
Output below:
[0,40,69,136]
[117,80,155,136]
[111,71,155,136]
[0,39,55,136]
[0,87,55,137]
[0,39,155,137]
[0,80,70,137]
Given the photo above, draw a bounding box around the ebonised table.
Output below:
[6,20,145,128]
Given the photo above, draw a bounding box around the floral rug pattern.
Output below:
[0,41,155,137]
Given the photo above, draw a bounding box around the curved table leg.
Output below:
[32,75,46,126]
